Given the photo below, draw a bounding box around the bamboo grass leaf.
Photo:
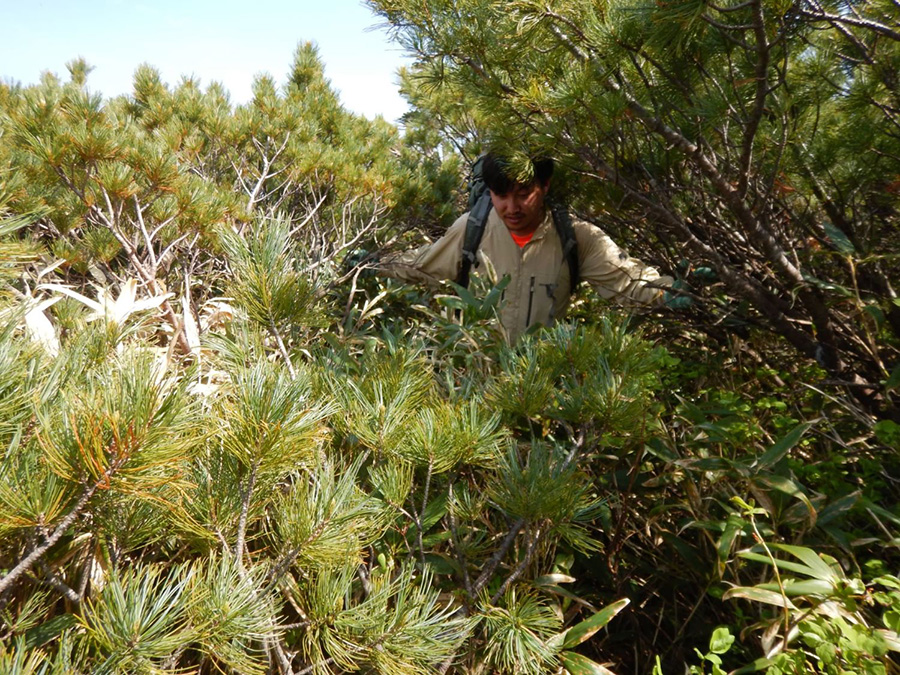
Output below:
[766,544,841,582]
[559,650,617,675]
[752,474,818,526]
[721,586,799,609]
[560,598,630,649]
[752,423,814,471]
[737,551,831,580]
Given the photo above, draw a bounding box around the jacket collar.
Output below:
[528,210,554,243]
[489,208,554,243]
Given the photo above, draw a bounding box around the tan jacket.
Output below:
[385,209,672,342]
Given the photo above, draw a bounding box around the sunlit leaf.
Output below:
[561,598,630,649]
[753,422,813,471]
[560,650,616,674]
[722,586,798,609]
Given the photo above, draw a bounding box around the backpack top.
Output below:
[457,156,580,292]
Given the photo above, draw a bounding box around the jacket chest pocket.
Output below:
[525,275,563,326]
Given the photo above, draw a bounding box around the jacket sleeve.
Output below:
[379,214,469,285]
[575,220,673,306]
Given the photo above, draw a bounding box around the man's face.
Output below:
[490,180,549,235]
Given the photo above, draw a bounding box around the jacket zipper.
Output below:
[526,275,535,327]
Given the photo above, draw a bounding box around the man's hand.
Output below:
[664,278,694,309]
[663,264,717,309]
[342,248,378,277]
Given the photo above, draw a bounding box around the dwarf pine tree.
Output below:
[369,0,900,422]
[0,53,659,670]
[2,15,899,674]
[0,200,657,671]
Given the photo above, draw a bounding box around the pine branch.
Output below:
[48,167,191,355]
[471,518,526,596]
[447,479,474,600]
[799,2,900,42]
[268,636,294,675]
[297,657,335,674]
[269,316,298,379]
[76,536,96,601]
[416,458,434,567]
[37,565,80,604]
[737,0,771,198]
[0,454,127,602]
[566,142,815,350]
[489,524,542,605]
[246,134,291,212]
[235,460,260,568]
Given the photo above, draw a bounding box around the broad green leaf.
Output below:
[448,282,480,308]
[24,613,77,649]
[738,551,827,579]
[420,493,449,531]
[753,474,817,525]
[481,276,511,309]
[873,576,900,591]
[864,305,885,330]
[562,598,630,649]
[731,657,775,673]
[560,650,616,674]
[877,629,900,652]
[643,438,678,462]
[768,544,839,582]
[722,586,798,609]
[823,221,856,254]
[874,420,900,449]
[709,626,734,654]
[756,579,835,596]
[886,611,900,633]
[801,273,853,297]
[817,491,860,526]
[753,423,812,470]
[675,457,734,472]
[860,499,900,527]
[717,513,744,563]
[435,295,468,311]
[535,574,577,586]
[886,364,900,392]
[539,584,597,610]
[424,553,460,576]
[661,531,706,573]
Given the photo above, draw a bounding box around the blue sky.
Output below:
[1,0,412,122]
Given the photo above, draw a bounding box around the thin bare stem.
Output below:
[235,460,260,569]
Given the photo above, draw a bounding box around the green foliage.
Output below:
[272,456,387,569]
[186,556,277,675]
[77,564,193,673]
[219,217,323,331]
[2,16,899,675]
[481,587,562,674]
[371,0,900,424]
[654,626,735,675]
[294,563,474,674]
[722,508,900,675]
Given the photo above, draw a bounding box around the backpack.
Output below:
[457,155,580,292]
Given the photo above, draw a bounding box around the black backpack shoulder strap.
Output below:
[550,202,580,292]
[457,191,492,288]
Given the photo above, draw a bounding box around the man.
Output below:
[383,153,673,342]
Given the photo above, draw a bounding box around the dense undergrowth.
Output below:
[1,211,898,674]
[1,20,899,673]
